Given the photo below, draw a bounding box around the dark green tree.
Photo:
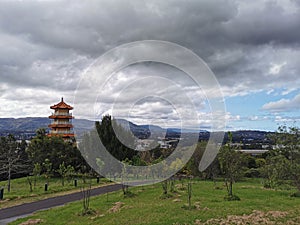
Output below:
[27,129,88,174]
[95,115,137,162]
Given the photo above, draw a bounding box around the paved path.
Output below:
[0,183,122,220]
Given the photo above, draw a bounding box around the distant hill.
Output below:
[0,117,274,145]
[0,117,49,131]
[0,117,94,139]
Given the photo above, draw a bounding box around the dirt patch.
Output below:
[194,210,291,225]
[19,219,43,225]
[107,202,124,213]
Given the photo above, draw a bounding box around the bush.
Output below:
[159,193,173,199]
[224,194,240,201]
[290,192,300,198]
[181,204,197,210]
[123,190,137,198]
[244,168,260,178]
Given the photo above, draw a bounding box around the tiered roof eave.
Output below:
[50,97,73,110]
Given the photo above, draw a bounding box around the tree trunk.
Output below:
[225,179,229,195]
[34,177,37,189]
[8,166,11,193]
[229,180,233,196]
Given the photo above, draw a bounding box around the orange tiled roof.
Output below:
[50,97,73,110]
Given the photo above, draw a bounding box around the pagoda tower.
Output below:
[48,97,74,140]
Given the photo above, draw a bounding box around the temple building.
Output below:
[48,97,75,141]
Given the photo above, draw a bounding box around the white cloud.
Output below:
[268,62,287,75]
[262,93,300,112]
[275,115,300,123]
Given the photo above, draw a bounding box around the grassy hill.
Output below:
[9,179,300,225]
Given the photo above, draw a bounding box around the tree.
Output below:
[32,163,42,188]
[43,158,52,184]
[27,162,42,193]
[267,125,300,192]
[218,132,246,200]
[66,165,75,183]
[81,182,93,216]
[57,162,67,186]
[203,158,220,187]
[26,129,49,166]
[27,129,89,174]
[0,135,32,192]
[95,115,137,162]
[260,154,290,189]
[182,141,206,177]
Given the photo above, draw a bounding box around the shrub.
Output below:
[290,192,300,198]
[224,194,240,201]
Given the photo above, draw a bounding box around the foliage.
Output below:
[0,135,32,192]
[275,126,300,192]
[80,182,94,216]
[290,191,300,198]
[95,115,137,162]
[26,176,33,192]
[160,180,173,199]
[218,132,247,199]
[27,128,89,174]
[43,158,52,183]
[183,142,206,176]
[57,162,67,186]
[32,163,42,188]
[262,125,300,192]
[203,158,220,182]
[223,194,240,201]
[260,154,290,189]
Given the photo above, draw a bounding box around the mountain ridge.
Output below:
[0,117,274,145]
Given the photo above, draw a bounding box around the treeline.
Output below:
[185,126,300,198]
[0,114,299,199]
[0,129,91,192]
[81,115,300,198]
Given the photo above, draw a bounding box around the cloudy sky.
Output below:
[0,0,299,131]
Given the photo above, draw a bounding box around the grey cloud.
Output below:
[224,1,300,46]
[0,0,299,120]
[0,0,237,55]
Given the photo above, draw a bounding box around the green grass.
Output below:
[0,176,109,209]
[9,179,300,225]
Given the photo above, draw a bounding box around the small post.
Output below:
[188,180,192,210]
[96,177,100,184]
[0,187,4,200]
[44,183,48,192]
[74,179,78,187]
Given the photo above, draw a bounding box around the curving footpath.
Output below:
[0,183,122,221]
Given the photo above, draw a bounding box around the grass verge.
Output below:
[0,176,109,209]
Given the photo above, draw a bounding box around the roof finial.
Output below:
[61,97,64,102]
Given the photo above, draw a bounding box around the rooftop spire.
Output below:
[61,97,64,102]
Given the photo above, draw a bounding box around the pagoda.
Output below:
[48,97,75,140]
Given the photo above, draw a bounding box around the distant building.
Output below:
[48,97,75,141]
[238,149,269,156]
[135,139,155,151]
[157,138,179,149]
